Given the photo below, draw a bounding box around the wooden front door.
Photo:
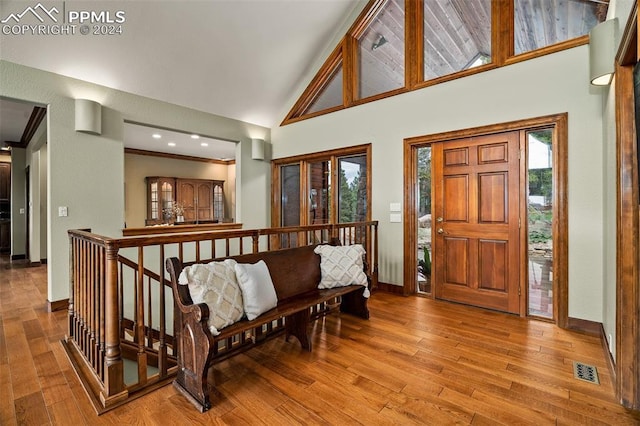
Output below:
[432,131,521,314]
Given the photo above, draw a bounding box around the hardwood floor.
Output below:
[1,256,639,425]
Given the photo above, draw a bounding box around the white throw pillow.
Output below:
[314,244,370,297]
[178,259,244,336]
[234,260,278,321]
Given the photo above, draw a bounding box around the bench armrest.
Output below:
[165,257,215,411]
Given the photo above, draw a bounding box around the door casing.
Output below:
[403,114,568,323]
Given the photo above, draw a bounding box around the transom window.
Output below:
[358,0,405,99]
[283,0,606,125]
[423,0,492,80]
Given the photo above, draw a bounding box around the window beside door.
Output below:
[416,146,432,295]
[526,128,554,319]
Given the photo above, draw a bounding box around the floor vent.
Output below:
[573,361,600,384]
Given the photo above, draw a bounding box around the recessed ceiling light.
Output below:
[200,142,209,147]
[152,133,162,139]
[191,134,200,139]
[168,142,176,147]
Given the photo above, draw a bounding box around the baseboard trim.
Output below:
[598,323,616,383]
[30,261,41,267]
[375,281,404,295]
[11,254,26,260]
[48,298,69,312]
[40,258,47,264]
[567,317,601,336]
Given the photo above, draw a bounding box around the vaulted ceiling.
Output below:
[0,0,364,129]
[1,0,607,141]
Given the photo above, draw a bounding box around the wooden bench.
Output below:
[165,244,370,412]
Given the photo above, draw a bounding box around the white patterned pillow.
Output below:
[234,260,278,321]
[314,244,370,298]
[178,259,244,336]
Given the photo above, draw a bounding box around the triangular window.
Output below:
[284,46,345,122]
[305,63,344,115]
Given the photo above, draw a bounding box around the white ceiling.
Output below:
[0,98,34,145]
[0,0,361,129]
[124,122,237,160]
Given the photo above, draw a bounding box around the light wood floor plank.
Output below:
[14,391,50,425]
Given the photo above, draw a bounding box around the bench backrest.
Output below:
[229,244,321,302]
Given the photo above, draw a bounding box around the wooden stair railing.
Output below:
[64,221,378,414]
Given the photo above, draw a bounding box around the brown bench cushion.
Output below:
[229,244,322,301]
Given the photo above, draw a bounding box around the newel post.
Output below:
[67,233,75,339]
[101,241,127,405]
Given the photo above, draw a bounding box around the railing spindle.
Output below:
[159,244,167,376]
[136,247,147,385]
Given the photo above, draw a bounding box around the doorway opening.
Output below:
[404,114,568,324]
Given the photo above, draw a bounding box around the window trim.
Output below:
[271,144,372,228]
[282,0,596,126]
[403,114,568,323]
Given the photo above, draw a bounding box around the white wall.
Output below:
[227,163,237,221]
[601,0,635,358]
[124,153,233,228]
[0,60,271,303]
[235,137,271,227]
[26,117,47,263]
[39,144,47,261]
[273,46,606,322]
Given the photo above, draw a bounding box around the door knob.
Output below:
[437,228,444,234]
[436,216,443,223]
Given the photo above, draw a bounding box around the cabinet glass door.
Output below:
[161,181,174,222]
[150,181,159,220]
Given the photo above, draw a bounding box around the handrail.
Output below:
[117,254,169,287]
[72,221,378,249]
[65,221,378,413]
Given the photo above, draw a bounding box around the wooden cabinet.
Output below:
[145,177,176,225]
[176,179,222,222]
[0,163,10,201]
[146,176,224,225]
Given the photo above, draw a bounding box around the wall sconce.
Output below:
[589,18,618,86]
[251,138,265,160]
[75,99,102,135]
